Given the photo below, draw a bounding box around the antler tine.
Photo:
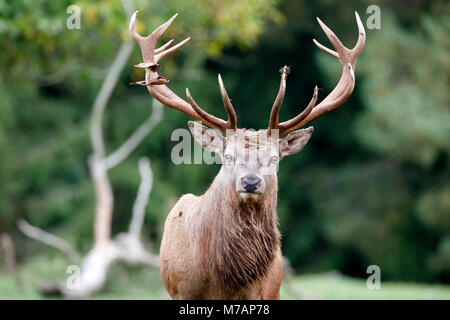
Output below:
[186,88,228,134]
[155,39,174,54]
[129,10,143,42]
[150,13,178,41]
[313,11,366,67]
[218,74,237,130]
[312,39,339,59]
[353,11,366,58]
[278,86,318,137]
[268,66,289,132]
[129,11,190,65]
[156,36,191,62]
[275,12,364,136]
[185,74,238,134]
[315,17,347,61]
[130,11,170,63]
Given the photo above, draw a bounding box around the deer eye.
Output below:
[224,154,233,162]
[271,156,279,164]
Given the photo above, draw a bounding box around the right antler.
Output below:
[268,12,365,137]
[129,12,237,134]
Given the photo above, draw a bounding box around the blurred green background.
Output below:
[0,0,449,299]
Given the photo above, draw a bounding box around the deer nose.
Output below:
[241,174,261,193]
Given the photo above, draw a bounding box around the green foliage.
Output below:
[303,162,429,281]
[355,13,450,168]
[0,0,282,85]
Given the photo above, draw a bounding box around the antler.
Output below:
[129,11,237,134]
[268,12,366,137]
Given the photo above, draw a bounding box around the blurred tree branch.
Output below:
[0,233,17,274]
[17,219,79,261]
[18,0,161,298]
[105,102,163,170]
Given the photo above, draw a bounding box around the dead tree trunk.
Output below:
[18,0,163,298]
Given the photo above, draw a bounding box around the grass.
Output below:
[281,272,450,300]
[1,254,449,300]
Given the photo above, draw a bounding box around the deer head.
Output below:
[129,11,365,203]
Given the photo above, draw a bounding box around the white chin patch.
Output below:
[239,192,260,202]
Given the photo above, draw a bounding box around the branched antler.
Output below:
[129,12,237,134]
[130,11,365,136]
[268,12,365,136]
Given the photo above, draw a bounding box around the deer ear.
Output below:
[188,121,225,153]
[279,126,314,158]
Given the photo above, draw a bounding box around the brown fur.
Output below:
[160,174,283,300]
[196,176,280,297]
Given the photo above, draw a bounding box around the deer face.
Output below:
[189,122,314,202]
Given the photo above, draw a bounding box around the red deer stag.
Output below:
[129,11,365,299]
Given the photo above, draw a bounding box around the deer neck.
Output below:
[193,167,280,294]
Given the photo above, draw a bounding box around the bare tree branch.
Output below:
[89,0,138,247]
[89,0,135,158]
[23,158,160,299]
[129,157,153,238]
[63,158,159,298]
[89,38,133,245]
[19,0,161,299]
[90,157,114,247]
[17,219,79,261]
[105,100,163,169]
[120,0,134,20]
[90,40,134,158]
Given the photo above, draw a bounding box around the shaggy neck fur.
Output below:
[191,168,280,297]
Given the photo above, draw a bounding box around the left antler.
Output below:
[268,11,366,137]
[129,12,237,134]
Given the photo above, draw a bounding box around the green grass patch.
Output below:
[281,272,450,300]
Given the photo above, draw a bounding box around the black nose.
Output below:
[241,174,261,193]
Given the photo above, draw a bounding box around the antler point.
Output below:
[169,13,179,22]
[316,17,326,27]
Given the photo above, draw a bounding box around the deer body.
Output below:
[129,11,365,300]
[160,174,283,299]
